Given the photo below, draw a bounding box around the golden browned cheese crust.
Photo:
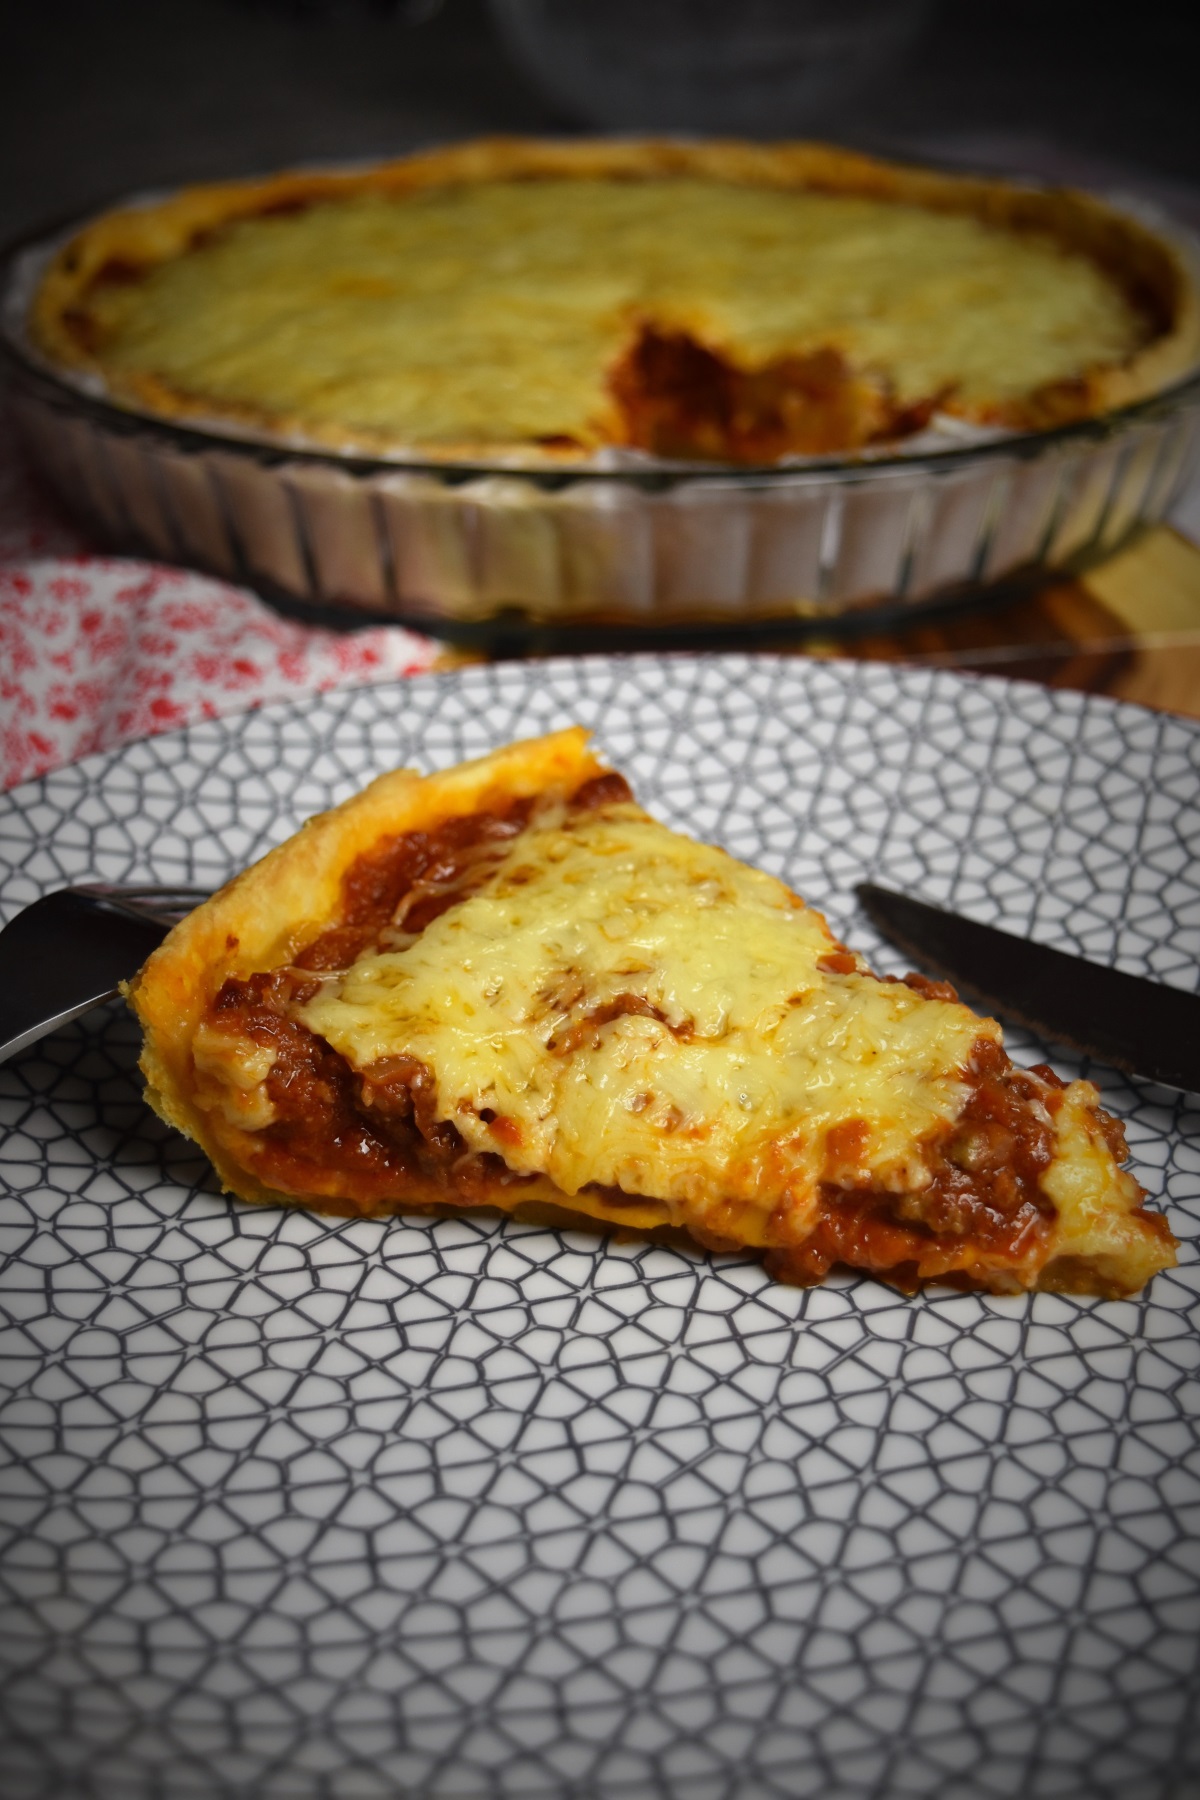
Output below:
[31,138,1200,465]
[125,729,1177,1297]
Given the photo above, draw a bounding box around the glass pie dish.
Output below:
[3,174,1200,647]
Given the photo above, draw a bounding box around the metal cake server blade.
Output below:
[857,881,1200,1094]
[0,885,207,1065]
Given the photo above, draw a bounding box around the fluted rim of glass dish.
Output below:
[4,192,1200,493]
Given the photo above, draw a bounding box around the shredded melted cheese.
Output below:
[191,1020,278,1132]
[299,803,996,1241]
[85,178,1146,448]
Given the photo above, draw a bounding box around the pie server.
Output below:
[858,882,1200,1094]
[0,885,207,1066]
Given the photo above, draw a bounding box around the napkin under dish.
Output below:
[0,413,439,792]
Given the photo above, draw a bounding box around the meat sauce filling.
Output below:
[608,325,939,462]
[202,776,1126,1280]
[769,1038,1066,1290]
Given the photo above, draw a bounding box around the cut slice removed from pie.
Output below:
[126,728,1176,1296]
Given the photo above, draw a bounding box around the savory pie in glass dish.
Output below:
[27,137,1200,465]
[6,138,1200,634]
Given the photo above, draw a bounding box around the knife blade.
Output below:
[857,881,1200,1093]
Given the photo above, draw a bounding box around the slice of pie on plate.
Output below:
[126,729,1176,1296]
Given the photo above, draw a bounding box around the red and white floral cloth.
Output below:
[0,416,439,791]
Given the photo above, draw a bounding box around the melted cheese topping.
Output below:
[299,803,996,1241]
[84,178,1147,449]
[192,1019,278,1132]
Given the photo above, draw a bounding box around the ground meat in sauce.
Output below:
[901,970,960,1004]
[569,772,635,812]
[201,775,1131,1278]
[900,1035,1058,1233]
[608,325,939,462]
[548,993,689,1056]
[771,1039,1075,1287]
[764,1185,1051,1293]
[210,970,529,1207]
[295,773,632,974]
[295,793,540,972]
[211,969,414,1198]
[817,950,962,1007]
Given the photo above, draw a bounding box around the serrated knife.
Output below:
[857,882,1200,1094]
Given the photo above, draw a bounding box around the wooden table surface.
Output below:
[803,526,1200,720]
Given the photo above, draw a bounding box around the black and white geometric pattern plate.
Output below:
[0,655,1197,1800]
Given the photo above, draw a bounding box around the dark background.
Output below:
[2,0,1199,246]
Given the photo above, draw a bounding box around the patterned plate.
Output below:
[1,656,1197,1800]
